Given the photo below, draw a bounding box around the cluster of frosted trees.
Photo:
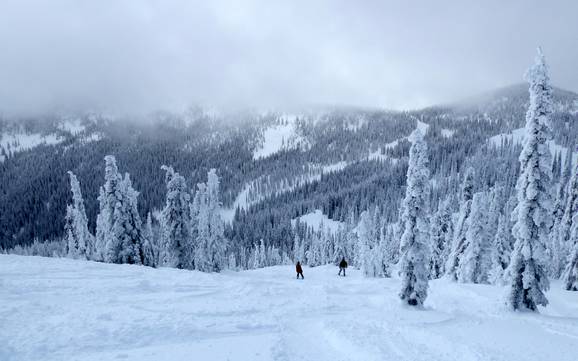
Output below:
[303,48,578,309]
[396,48,578,309]
[64,156,228,273]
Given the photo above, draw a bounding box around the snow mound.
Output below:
[2,254,578,361]
[292,210,344,234]
[253,115,309,160]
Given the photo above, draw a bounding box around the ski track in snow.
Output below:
[1,255,578,361]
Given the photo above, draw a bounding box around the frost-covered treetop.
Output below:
[524,46,553,132]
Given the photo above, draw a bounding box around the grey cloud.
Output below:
[0,0,577,115]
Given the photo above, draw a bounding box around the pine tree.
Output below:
[293,233,305,263]
[358,210,381,277]
[95,156,122,262]
[142,212,158,267]
[489,213,513,284]
[106,174,144,265]
[193,169,228,272]
[159,165,191,269]
[446,167,475,280]
[507,48,552,311]
[562,216,578,291]
[65,171,93,259]
[553,155,578,278]
[458,192,491,283]
[332,226,348,264]
[429,199,453,279]
[399,129,430,306]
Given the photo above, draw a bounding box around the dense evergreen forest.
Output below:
[2,84,577,252]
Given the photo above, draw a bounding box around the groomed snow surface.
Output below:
[2,255,578,361]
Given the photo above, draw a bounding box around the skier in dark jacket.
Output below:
[338,257,348,276]
[296,261,304,279]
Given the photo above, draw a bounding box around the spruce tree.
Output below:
[95,156,122,262]
[507,48,552,311]
[550,144,573,278]
[159,165,191,269]
[429,199,453,279]
[65,171,93,259]
[458,192,491,283]
[398,129,430,306]
[489,213,513,284]
[193,169,228,272]
[446,167,475,280]
[562,216,578,290]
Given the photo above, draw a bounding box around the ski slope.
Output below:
[1,255,578,361]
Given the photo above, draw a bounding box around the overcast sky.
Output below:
[0,0,577,115]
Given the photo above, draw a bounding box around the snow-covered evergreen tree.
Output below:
[489,213,513,284]
[429,199,453,279]
[293,233,305,262]
[398,129,430,306]
[142,212,158,267]
[332,225,349,264]
[106,174,144,265]
[553,155,578,278]
[446,167,475,280]
[159,165,191,269]
[357,210,382,277]
[306,228,324,266]
[549,146,573,277]
[193,169,228,272]
[95,156,122,262]
[65,171,93,259]
[458,192,491,284]
[506,48,552,311]
[562,216,578,291]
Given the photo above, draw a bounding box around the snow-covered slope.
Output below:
[253,115,309,160]
[2,255,578,361]
[0,132,63,162]
[489,127,577,165]
[292,210,344,234]
[221,162,349,222]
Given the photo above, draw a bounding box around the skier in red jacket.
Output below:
[296,261,304,279]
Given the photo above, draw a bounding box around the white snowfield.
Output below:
[1,255,578,361]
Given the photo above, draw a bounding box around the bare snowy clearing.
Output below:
[1,255,577,361]
[489,127,577,165]
[291,210,344,234]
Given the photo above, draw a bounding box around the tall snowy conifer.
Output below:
[550,145,573,278]
[65,171,93,259]
[398,129,430,306]
[193,169,228,272]
[358,210,381,277]
[562,213,578,290]
[489,213,513,284]
[142,212,157,267]
[446,167,475,280]
[106,174,144,265]
[506,48,552,311]
[95,156,122,262]
[429,199,453,279]
[458,192,491,283]
[159,165,191,269]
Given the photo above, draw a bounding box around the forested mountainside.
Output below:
[1,83,578,251]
